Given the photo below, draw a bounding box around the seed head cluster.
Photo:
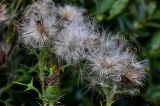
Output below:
[19,0,147,94]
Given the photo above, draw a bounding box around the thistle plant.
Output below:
[0,0,147,106]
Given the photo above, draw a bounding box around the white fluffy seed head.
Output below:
[88,50,131,81]
[20,0,58,49]
[0,3,7,22]
[20,15,57,48]
[58,5,86,21]
[53,19,99,63]
[53,20,90,63]
[24,0,57,20]
[122,58,146,86]
[82,31,147,94]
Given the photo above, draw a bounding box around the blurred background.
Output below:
[0,0,160,106]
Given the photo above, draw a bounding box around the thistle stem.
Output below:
[37,49,48,106]
[104,85,117,106]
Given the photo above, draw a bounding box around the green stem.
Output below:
[104,85,117,106]
[39,62,47,105]
[105,92,113,106]
[37,50,48,106]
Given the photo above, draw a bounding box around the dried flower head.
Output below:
[46,73,60,86]
[20,0,59,48]
[20,15,57,48]
[24,0,57,19]
[53,20,96,63]
[122,59,146,86]
[0,3,7,22]
[81,31,147,95]
[88,52,130,81]
[58,5,86,21]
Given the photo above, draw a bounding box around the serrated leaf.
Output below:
[109,0,129,18]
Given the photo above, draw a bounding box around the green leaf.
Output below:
[152,9,160,20]
[150,31,160,50]
[14,78,42,96]
[109,0,129,18]
[146,22,160,28]
[95,0,114,14]
[146,2,156,16]
[145,85,160,105]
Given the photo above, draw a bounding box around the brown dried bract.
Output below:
[36,19,49,37]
